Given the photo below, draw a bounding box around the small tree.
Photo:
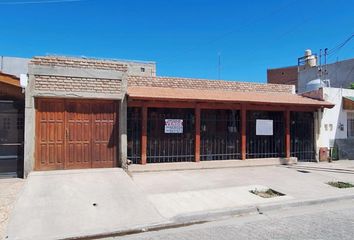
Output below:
[351,83,354,89]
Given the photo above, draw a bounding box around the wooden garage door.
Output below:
[36,99,118,170]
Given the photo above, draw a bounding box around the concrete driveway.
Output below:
[5,168,167,240]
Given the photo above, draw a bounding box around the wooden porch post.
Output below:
[285,109,291,158]
[241,105,247,160]
[141,105,147,164]
[195,106,201,162]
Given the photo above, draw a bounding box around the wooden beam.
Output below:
[195,106,201,162]
[128,100,318,112]
[128,100,196,109]
[128,100,242,110]
[241,105,247,160]
[285,109,291,158]
[198,102,241,110]
[141,106,148,165]
[244,104,318,112]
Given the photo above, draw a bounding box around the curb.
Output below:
[69,193,354,239]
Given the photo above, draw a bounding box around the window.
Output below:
[140,67,145,73]
[348,112,354,138]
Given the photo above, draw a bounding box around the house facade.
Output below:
[23,57,129,176]
[126,75,333,165]
[303,87,354,159]
[0,56,335,177]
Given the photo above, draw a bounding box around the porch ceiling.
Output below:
[128,86,334,108]
[343,96,354,110]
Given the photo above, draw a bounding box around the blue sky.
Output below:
[0,0,353,82]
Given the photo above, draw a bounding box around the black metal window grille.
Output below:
[246,111,285,158]
[147,108,195,163]
[200,109,241,161]
[127,107,141,164]
[291,111,315,162]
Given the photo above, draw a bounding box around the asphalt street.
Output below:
[107,199,354,240]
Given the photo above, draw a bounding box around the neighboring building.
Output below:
[0,72,24,177]
[267,66,298,90]
[0,56,30,77]
[303,87,354,159]
[1,55,335,177]
[268,50,354,160]
[298,58,354,93]
[267,51,354,94]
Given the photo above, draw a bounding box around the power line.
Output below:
[328,33,354,55]
[0,0,85,5]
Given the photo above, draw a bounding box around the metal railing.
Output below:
[246,111,285,159]
[201,109,241,161]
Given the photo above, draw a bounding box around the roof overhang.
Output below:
[128,86,334,109]
[0,72,24,100]
[0,72,21,87]
[343,96,354,110]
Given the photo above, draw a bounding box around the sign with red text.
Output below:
[165,119,183,133]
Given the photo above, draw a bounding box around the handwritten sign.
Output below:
[165,119,183,133]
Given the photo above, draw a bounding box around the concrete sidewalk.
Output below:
[5,161,354,240]
[5,169,168,240]
[0,178,24,240]
[131,160,354,221]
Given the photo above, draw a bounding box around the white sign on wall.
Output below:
[165,119,183,133]
[256,119,273,136]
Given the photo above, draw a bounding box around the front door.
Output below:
[66,101,92,169]
[0,101,24,176]
[36,99,118,170]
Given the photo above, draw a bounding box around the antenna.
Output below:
[318,49,322,79]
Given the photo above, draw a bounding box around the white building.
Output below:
[304,87,354,159]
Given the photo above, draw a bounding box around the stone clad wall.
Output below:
[34,75,122,94]
[30,56,127,95]
[31,56,128,71]
[128,75,295,94]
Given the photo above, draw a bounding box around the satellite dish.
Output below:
[20,74,28,88]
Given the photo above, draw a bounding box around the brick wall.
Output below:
[34,75,121,94]
[31,56,128,72]
[30,56,126,95]
[128,76,294,94]
[267,66,298,88]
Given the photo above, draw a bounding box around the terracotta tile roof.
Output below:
[128,86,334,108]
[128,75,294,93]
